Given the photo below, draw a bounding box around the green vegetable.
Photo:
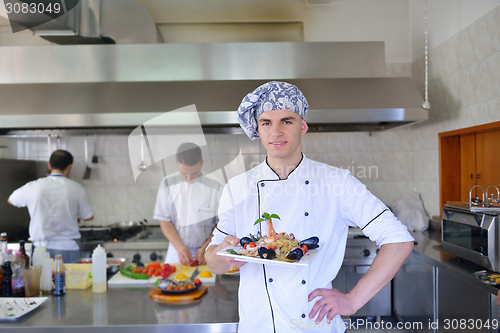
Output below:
[254,212,281,225]
[226,249,241,255]
[120,266,149,280]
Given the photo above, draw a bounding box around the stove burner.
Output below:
[80,226,143,242]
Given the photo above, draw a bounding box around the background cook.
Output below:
[8,150,94,263]
[154,142,223,265]
[206,81,414,332]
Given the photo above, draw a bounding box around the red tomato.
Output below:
[194,278,201,286]
[301,245,308,254]
[189,259,199,267]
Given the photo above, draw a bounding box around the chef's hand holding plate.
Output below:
[308,288,358,324]
[207,235,246,274]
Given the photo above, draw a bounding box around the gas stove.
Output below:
[79,226,144,243]
[78,226,168,264]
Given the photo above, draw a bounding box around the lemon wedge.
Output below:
[176,267,189,280]
[199,271,213,278]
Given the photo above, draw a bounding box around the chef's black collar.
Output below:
[264,153,304,180]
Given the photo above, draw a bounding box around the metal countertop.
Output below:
[0,275,240,333]
[410,229,499,294]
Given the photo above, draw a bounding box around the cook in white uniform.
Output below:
[8,150,94,264]
[206,81,414,333]
[154,142,222,265]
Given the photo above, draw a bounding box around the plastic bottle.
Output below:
[11,252,25,297]
[19,241,30,269]
[52,254,65,296]
[92,244,107,293]
[1,253,13,297]
[40,258,54,294]
[33,246,49,268]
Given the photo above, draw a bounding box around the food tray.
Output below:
[217,242,323,268]
[65,264,92,289]
[0,297,48,320]
[473,270,500,286]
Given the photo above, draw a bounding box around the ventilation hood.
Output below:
[7,0,162,44]
[0,42,428,134]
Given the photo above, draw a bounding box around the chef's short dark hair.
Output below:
[176,143,202,166]
[49,150,74,170]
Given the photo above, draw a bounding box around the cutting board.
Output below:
[108,264,216,286]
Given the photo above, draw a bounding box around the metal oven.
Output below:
[442,205,500,272]
[79,225,169,265]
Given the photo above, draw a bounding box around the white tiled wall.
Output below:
[407,5,500,217]
[2,6,499,222]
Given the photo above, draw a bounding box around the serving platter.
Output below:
[157,282,202,295]
[0,297,48,320]
[473,270,500,286]
[217,242,323,268]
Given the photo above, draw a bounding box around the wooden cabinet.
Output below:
[440,123,500,209]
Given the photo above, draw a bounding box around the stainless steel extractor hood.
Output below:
[8,0,161,44]
[0,42,428,134]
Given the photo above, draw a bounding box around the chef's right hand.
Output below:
[219,235,246,268]
[177,246,193,266]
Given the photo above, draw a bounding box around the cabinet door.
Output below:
[476,130,500,194]
[438,268,489,332]
[393,254,435,333]
[460,133,476,201]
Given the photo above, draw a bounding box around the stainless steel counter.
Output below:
[410,229,499,295]
[1,275,240,333]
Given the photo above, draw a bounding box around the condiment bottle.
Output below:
[33,246,49,268]
[92,245,107,293]
[1,252,13,297]
[40,258,54,294]
[11,252,25,297]
[19,241,30,269]
[52,254,65,296]
[0,233,7,262]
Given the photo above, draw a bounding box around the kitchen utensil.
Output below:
[189,267,199,281]
[138,134,147,171]
[108,220,146,231]
[83,135,92,179]
[92,134,98,164]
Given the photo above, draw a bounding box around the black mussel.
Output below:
[256,231,262,240]
[299,236,319,249]
[258,246,276,259]
[248,233,259,242]
[240,237,254,248]
[286,247,304,261]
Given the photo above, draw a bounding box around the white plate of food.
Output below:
[224,267,240,275]
[217,242,323,268]
[0,297,48,320]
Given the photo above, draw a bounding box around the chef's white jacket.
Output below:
[210,155,414,333]
[8,174,94,250]
[154,172,222,249]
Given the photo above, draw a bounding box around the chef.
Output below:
[206,81,414,332]
[8,150,94,263]
[154,142,222,265]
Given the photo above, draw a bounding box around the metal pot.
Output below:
[108,219,148,231]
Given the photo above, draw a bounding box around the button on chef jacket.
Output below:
[8,174,94,250]
[210,155,414,333]
[154,172,222,249]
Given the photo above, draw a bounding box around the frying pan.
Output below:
[108,219,148,231]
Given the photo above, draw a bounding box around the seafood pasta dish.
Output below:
[235,212,319,262]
